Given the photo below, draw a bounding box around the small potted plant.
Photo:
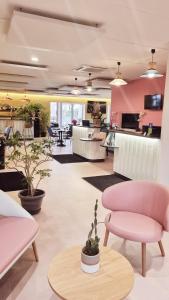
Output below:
[6,136,53,214]
[81,199,100,273]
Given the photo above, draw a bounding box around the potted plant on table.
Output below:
[6,136,53,214]
[90,102,103,127]
[81,199,100,273]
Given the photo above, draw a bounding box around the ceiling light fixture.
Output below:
[31,56,39,62]
[109,62,127,86]
[71,78,81,95]
[86,73,93,92]
[140,49,163,78]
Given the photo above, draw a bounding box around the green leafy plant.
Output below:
[82,199,100,256]
[16,103,42,123]
[6,136,53,196]
[40,110,50,136]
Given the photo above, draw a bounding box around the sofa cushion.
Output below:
[105,211,163,243]
[0,216,39,274]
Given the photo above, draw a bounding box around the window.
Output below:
[50,102,84,127]
[50,102,58,123]
[61,103,72,127]
[72,104,83,124]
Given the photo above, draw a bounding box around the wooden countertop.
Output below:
[110,129,160,139]
[80,138,103,142]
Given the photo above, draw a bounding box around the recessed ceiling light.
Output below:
[31,56,39,62]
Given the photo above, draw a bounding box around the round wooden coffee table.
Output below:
[48,246,134,300]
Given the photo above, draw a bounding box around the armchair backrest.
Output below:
[102,180,169,231]
[0,190,32,219]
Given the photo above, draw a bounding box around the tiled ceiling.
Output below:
[0,0,168,97]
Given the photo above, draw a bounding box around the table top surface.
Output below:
[80,138,103,142]
[48,246,134,300]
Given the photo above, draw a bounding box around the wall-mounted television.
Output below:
[121,113,139,129]
[144,94,163,110]
[87,101,106,114]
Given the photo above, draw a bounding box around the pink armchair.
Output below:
[0,190,39,279]
[102,180,169,276]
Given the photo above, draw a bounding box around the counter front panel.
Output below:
[72,126,106,160]
[114,133,160,181]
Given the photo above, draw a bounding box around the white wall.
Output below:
[158,54,169,185]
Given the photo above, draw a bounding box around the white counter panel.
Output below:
[0,119,34,139]
[72,126,106,160]
[114,133,160,181]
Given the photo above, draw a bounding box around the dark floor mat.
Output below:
[51,154,88,164]
[83,174,130,192]
[0,171,27,192]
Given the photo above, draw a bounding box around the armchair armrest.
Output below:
[0,190,32,219]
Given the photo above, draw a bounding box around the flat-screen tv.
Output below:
[82,120,90,127]
[121,113,139,129]
[144,94,163,110]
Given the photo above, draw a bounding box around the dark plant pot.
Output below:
[41,131,47,137]
[93,119,101,127]
[81,250,100,273]
[18,189,45,215]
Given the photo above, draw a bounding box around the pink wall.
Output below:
[111,77,165,127]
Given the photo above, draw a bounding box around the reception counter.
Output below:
[72,126,106,161]
[113,131,160,181]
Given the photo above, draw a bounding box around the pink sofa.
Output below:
[102,180,169,276]
[0,190,39,279]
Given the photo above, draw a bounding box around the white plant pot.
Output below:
[81,251,100,274]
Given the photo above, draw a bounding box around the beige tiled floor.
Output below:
[1,143,169,300]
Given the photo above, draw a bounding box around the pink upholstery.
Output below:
[105,211,163,243]
[0,216,39,274]
[102,180,169,232]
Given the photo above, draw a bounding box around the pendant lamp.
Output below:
[109,62,127,86]
[140,49,163,78]
[71,78,81,95]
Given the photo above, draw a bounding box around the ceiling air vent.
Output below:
[27,89,46,94]
[90,78,112,89]
[0,72,34,78]
[74,65,107,73]
[0,80,28,85]
[0,60,48,70]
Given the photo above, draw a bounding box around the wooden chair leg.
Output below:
[32,241,39,262]
[158,240,165,257]
[141,243,146,277]
[103,228,109,246]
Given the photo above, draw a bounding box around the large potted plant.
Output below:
[6,136,53,214]
[16,103,43,129]
[40,110,49,137]
[81,199,100,273]
[91,102,103,127]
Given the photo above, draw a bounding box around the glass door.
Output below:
[50,102,58,123]
[72,104,83,124]
[61,103,72,127]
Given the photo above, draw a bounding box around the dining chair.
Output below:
[47,127,59,144]
[102,180,169,276]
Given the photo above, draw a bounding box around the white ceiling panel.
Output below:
[7,10,103,52]
[0,0,168,96]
